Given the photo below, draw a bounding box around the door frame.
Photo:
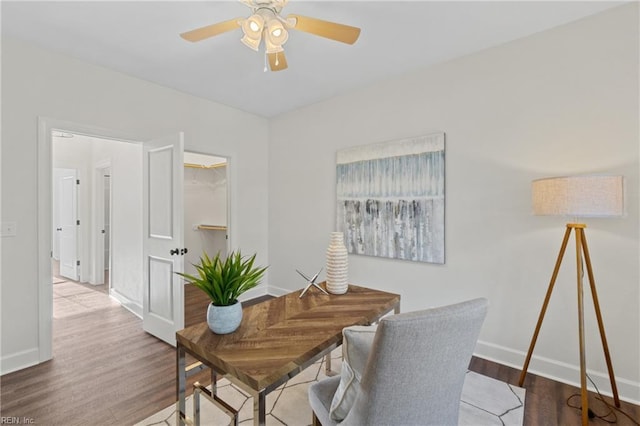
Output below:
[92,160,112,286]
[37,117,141,362]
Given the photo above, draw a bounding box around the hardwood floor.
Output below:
[1,285,638,425]
[468,358,639,426]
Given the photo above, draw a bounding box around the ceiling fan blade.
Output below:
[268,52,288,71]
[286,14,360,45]
[180,18,241,42]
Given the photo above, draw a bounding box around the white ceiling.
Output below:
[1,1,622,118]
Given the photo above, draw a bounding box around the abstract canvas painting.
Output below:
[336,133,445,264]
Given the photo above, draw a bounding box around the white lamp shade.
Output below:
[532,175,624,217]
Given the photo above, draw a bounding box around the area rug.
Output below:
[137,351,525,426]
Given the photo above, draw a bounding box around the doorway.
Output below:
[51,132,134,320]
[183,152,230,275]
[38,118,233,360]
[51,129,144,310]
[182,152,231,328]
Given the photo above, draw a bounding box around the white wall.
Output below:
[268,4,639,402]
[0,38,269,373]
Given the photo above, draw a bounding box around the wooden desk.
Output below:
[176,283,400,426]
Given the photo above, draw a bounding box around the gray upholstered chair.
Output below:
[308,298,488,426]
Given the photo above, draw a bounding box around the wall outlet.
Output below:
[1,222,17,237]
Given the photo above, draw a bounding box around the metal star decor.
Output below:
[296,267,328,298]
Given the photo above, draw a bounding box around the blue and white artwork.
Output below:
[336,133,445,264]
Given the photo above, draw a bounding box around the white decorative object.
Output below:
[326,232,349,294]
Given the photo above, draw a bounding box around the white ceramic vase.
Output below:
[326,232,349,294]
[207,301,243,334]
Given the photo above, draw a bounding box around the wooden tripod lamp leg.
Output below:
[574,225,589,426]
[579,228,621,408]
[521,224,621,426]
[519,226,573,387]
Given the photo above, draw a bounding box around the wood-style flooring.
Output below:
[1,283,638,425]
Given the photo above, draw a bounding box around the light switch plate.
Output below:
[1,222,17,237]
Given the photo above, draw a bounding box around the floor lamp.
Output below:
[519,175,624,426]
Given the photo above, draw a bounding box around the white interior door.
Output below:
[143,133,184,345]
[57,168,79,281]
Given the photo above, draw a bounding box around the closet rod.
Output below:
[197,225,227,231]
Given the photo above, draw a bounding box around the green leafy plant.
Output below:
[177,251,267,306]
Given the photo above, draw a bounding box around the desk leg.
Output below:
[177,345,188,425]
[211,368,217,395]
[325,354,332,375]
[395,304,400,314]
[253,391,266,426]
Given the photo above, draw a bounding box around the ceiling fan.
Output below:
[180,0,361,72]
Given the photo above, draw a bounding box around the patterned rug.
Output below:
[137,351,525,426]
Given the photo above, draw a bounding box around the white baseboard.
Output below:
[109,289,142,319]
[475,340,640,405]
[0,347,40,376]
[267,284,295,297]
[239,286,268,302]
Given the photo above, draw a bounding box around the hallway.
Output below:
[53,260,114,319]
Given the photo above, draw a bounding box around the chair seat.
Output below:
[309,375,341,426]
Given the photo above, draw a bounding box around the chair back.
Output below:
[343,298,488,426]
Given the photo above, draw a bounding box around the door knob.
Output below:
[181,248,188,255]
[56,227,63,231]
[170,248,179,255]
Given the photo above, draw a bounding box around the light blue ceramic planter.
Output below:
[207,301,243,334]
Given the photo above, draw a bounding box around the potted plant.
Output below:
[177,250,267,334]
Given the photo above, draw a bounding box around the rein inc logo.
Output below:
[0,418,34,424]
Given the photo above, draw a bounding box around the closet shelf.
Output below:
[184,162,226,169]
[197,224,227,231]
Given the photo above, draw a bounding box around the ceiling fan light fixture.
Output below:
[265,38,284,54]
[240,13,265,51]
[266,19,288,46]
[241,34,261,51]
[249,21,260,32]
[284,16,297,28]
[180,1,361,71]
[241,14,264,39]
